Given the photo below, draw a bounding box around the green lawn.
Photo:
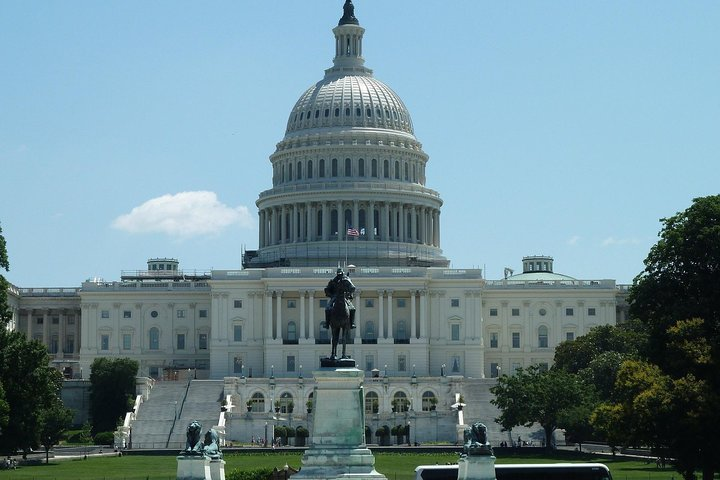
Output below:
[2,451,680,480]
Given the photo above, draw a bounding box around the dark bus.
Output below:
[415,463,612,480]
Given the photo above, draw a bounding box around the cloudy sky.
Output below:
[1,1,719,287]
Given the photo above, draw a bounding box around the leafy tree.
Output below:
[490,366,592,451]
[89,357,139,435]
[0,223,12,326]
[38,399,73,463]
[0,382,9,437]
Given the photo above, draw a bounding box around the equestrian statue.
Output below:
[322,267,356,364]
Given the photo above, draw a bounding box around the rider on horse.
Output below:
[324,267,356,329]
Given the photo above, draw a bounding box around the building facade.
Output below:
[5,1,630,442]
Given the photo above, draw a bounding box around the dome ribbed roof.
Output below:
[285,75,414,135]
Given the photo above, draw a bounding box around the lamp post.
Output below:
[174,401,178,420]
[384,364,387,377]
[441,364,446,377]
[299,364,303,379]
[284,463,289,480]
[264,421,268,447]
[496,365,501,378]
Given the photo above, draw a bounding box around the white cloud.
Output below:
[601,236,641,247]
[566,235,581,246]
[112,191,253,237]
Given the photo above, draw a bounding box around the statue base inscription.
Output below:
[291,367,387,480]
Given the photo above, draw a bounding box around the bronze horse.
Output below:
[327,276,354,360]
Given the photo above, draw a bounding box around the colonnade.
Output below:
[258,201,440,248]
[20,308,81,357]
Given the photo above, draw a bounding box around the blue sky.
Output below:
[1,1,718,287]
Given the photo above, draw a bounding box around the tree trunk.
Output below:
[702,467,715,480]
[544,426,555,452]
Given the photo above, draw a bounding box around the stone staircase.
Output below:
[167,380,225,450]
[130,382,189,449]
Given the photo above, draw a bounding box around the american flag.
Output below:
[346,227,360,237]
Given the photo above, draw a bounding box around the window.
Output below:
[358,158,365,177]
[588,307,596,316]
[365,299,374,308]
[489,308,498,316]
[50,335,58,353]
[287,355,296,372]
[250,392,265,413]
[490,332,498,348]
[67,317,75,325]
[538,325,549,348]
[52,317,59,325]
[566,332,575,342]
[392,392,409,412]
[36,317,43,325]
[398,355,406,372]
[490,363,500,378]
[101,334,109,351]
[308,160,313,178]
[345,158,351,176]
[365,321,376,339]
[566,307,574,316]
[65,335,74,354]
[365,391,379,413]
[331,158,338,177]
[177,333,185,350]
[123,310,132,319]
[365,354,375,372]
[233,356,243,374]
[101,310,109,319]
[177,309,185,318]
[371,159,377,177]
[123,334,132,350]
[279,392,294,414]
[397,298,406,308]
[539,308,547,316]
[319,159,325,177]
[198,333,208,350]
[234,300,243,308]
[512,332,520,348]
[287,300,296,308]
[421,391,438,411]
[287,321,297,341]
[233,325,242,342]
[511,308,520,316]
[149,328,159,350]
[451,356,461,373]
[451,298,460,307]
[199,309,208,318]
[451,324,460,341]
[512,362,522,372]
[151,310,158,318]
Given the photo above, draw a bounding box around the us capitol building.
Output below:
[6,2,628,445]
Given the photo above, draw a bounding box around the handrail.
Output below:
[165,378,192,448]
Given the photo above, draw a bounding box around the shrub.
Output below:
[94,431,115,445]
[227,467,274,480]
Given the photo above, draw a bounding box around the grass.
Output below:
[2,451,682,480]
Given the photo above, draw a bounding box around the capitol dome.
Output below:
[246,0,448,269]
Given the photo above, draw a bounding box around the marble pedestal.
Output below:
[209,458,226,480]
[291,367,387,480]
[457,454,496,480]
[177,455,212,480]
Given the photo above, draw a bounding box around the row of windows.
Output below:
[35,316,76,325]
[274,157,422,185]
[487,329,575,349]
[488,307,597,317]
[289,105,409,131]
[99,330,209,351]
[100,309,209,319]
[43,334,75,354]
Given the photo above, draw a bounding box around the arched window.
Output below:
[287,321,297,341]
[331,158,338,177]
[307,160,313,179]
[296,161,302,180]
[421,391,438,412]
[394,161,400,179]
[365,391,379,414]
[396,320,407,340]
[319,159,325,178]
[371,159,377,177]
[404,163,409,181]
[345,158,352,176]
[288,163,293,181]
[538,325,549,348]
[392,391,409,412]
[358,158,365,177]
[250,392,265,413]
[149,327,159,350]
[279,392,294,414]
[383,160,389,178]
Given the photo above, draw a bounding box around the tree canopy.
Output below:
[89,357,139,435]
[490,365,594,450]
[0,223,12,326]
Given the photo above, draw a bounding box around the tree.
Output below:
[0,223,12,326]
[38,399,73,463]
[624,195,720,480]
[89,357,139,435]
[0,328,65,456]
[490,366,592,451]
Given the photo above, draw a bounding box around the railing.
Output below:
[18,287,80,296]
[484,279,616,289]
[257,180,441,200]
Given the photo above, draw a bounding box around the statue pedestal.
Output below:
[177,455,212,480]
[292,367,387,480]
[209,458,226,480]
[458,454,496,480]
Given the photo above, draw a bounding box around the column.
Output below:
[306,202,312,242]
[280,207,287,244]
[42,310,49,346]
[322,202,330,241]
[26,309,33,339]
[411,206,417,243]
[368,201,376,240]
[399,204,405,242]
[353,201,359,233]
[259,210,266,247]
[300,292,306,339]
[292,203,298,243]
[387,290,394,340]
[418,207,426,245]
[410,290,417,339]
[432,210,440,246]
[58,311,66,358]
[265,291,273,340]
[308,291,316,340]
[336,200,343,239]
[419,290,427,339]
[382,203,389,241]
[378,291,384,339]
[275,291,283,341]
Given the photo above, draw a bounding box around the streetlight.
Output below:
[384,364,387,377]
[174,401,178,419]
[270,365,274,379]
[284,463,289,480]
[299,364,303,379]
[441,364,446,377]
[264,422,268,447]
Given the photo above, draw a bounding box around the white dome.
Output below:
[285,75,414,135]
